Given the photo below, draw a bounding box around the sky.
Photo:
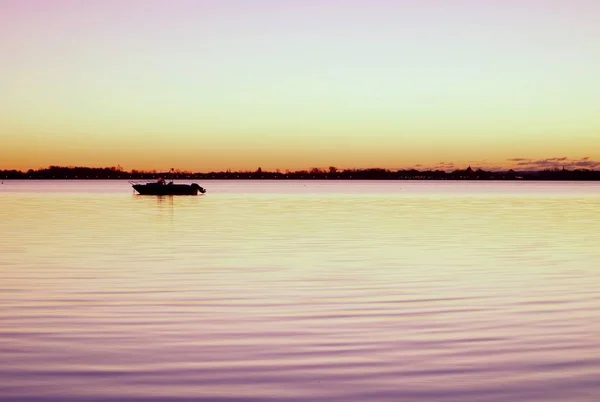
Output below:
[1,0,599,172]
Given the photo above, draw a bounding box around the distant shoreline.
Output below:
[2,166,600,181]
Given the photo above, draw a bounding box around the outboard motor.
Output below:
[192,183,207,194]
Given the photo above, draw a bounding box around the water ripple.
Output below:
[1,181,599,401]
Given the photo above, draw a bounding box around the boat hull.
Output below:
[132,183,206,196]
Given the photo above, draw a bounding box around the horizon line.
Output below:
[2,164,598,174]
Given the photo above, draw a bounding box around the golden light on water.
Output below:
[1,181,599,400]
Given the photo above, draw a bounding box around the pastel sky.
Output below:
[1,0,599,171]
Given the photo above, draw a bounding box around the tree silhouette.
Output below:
[1,165,599,181]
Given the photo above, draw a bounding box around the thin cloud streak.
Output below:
[506,157,600,171]
[414,157,600,172]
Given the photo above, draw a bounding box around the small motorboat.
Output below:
[131,178,206,195]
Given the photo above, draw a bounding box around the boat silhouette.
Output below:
[131,177,206,195]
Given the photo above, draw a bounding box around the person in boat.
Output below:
[157,177,165,185]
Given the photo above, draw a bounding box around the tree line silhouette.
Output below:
[2,165,600,180]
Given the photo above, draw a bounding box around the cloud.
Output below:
[569,160,600,168]
[430,162,456,171]
[507,157,600,171]
[402,157,600,172]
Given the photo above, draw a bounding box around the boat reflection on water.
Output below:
[131,177,207,195]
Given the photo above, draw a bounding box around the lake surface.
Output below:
[1,181,599,402]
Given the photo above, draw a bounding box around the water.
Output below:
[1,180,599,402]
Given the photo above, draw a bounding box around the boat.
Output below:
[131,178,206,195]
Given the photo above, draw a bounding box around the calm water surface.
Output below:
[1,181,599,401]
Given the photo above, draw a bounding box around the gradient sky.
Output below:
[1,0,599,171]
